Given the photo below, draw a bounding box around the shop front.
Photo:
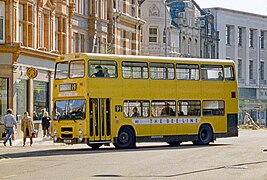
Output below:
[0,50,57,123]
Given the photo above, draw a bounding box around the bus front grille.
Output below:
[61,134,73,138]
[61,127,73,132]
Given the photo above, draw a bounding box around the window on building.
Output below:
[188,38,191,55]
[226,26,230,45]
[176,64,199,80]
[124,100,149,117]
[55,17,59,50]
[260,31,264,49]
[95,0,99,15]
[149,27,158,43]
[101,0,105,19]
[238,27,242,46]
[249,60,253,79]
[19,4,24,44]
[249,29,254,47]
[0,78,8,120]
[73,33,85,53]
[55,17,67,54]
[151,100,176,117]
[122,62,148,79]
[178,100,201,116]
[16,79,28,122]
[0,1,5,43]
[238,59,242,79]
[150,63,174,80]
[33,80,49,118]
[260,61,264,80]
[130,0,136,17]
[207,23,211,36]
[75,0,85,14]
[203,100,224,116]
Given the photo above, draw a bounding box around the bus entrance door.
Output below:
[89,98,111,142]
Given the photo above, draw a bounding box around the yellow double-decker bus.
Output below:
[52,53,238,149]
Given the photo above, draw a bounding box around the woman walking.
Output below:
[42,111,51,137]
[21,112,34,146]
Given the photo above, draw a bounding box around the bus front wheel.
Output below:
[193,125,212,145]
[115,127,136,149]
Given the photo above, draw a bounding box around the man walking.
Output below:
[3,109,17,146]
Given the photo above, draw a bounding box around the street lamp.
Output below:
[258,35,263,125]
[164,0,167,57]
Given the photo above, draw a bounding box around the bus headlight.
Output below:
[54,136,58,142]
[78,129,82,135]
[78,137,83,142]
[54,129,58,135]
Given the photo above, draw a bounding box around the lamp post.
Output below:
[164,0,167,57]
[258,35,263,125]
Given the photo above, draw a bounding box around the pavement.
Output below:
[1,137,53,147]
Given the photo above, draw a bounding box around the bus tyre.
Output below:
[167,141,181,146]
[194,125,212,145]
[115,127,136,149]
[89,144,102,150]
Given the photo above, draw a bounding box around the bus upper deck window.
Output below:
[224,66,235,81]
[55,62,68,79]
[89,60,117,78]
[70,60,85,78]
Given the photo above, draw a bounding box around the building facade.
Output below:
[209,8,267,125]
[0,0,144,122]
[140,0,201,57]
[140,0,179,56]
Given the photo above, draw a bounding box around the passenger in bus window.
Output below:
[218,72,223,80]
[161,102,175,116]
[103,67,110,77]
[132,107,140,117]
[92,65,104,77]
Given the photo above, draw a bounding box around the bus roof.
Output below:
[58,53,235,64]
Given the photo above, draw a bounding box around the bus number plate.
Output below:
[63,140,72,143]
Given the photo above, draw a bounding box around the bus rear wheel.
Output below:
[194,125,212,145]
[115,127,136,149]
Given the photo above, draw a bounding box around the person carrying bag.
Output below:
[21,112,34,146]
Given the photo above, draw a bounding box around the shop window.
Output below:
[0,78,8,122]
[16,79,27,122]
[33,81,49,118]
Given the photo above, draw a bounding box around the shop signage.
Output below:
[26,67,38,79]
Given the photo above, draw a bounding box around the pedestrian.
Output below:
[3,109,17,146]
[42,111,51,137]
[21,112,34,146]
[38,109,45,120]
[33,111,38,121]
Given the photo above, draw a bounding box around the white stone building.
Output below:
[140,0,201,57]
[209,8,267,125]
[140,0,180,57]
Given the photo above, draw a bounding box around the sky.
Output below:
[195,0,267,16]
